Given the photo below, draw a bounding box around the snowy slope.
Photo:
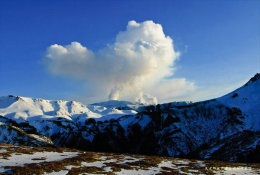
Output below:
[217,73,260,131]
[0,96,137,146]
[0,116,53,146]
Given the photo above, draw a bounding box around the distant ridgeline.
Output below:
[0,73,259,163]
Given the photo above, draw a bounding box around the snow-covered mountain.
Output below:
[0,73,259,163]
[217,73,260,131]
[0,95,137,123]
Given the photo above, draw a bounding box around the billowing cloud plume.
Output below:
[44,20,195,104]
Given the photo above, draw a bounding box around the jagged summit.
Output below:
[217,73,260,131]
[245,73,260,86]
[0,95,137,123]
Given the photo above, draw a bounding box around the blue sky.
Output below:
[0,0,259,104]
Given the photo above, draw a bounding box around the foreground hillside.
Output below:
[0,144,259,175]
[0,74,259,163]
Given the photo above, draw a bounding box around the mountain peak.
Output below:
[245,73,260,86]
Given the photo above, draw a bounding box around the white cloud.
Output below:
[44,20,195,104]
[148,78,196,102]
[45,42,94,78]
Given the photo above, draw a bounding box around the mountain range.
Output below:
[0,73,259,163]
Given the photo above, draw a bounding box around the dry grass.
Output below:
[156,170,179,175]
[157,167,179,175]
[104,162,132,172]
[4,152,98,175]
[0,143,259,175]
[31,157,46,161]
[67,166,106,175]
